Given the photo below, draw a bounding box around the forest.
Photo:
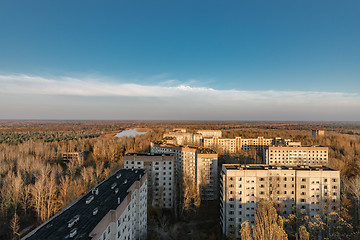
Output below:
[0,121,359,239]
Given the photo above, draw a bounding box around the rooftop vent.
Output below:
[68,215,80,228]
[111,183,117,189]
[92,188,99,195]
[93,207,98,216]
[86,195,94,204]
[69,228,77,238]
[116,173,122,179]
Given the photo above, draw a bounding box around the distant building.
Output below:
[172,128,187,133]
[124,153,175,209]
[264,146,328,166]
[163,128,222,145]
[197,130,222,138]
[62,152,86,162]
[312,130,325,137]
[23,169,147,240]
[203,137,274,154]
[204,137,302,154]
[150,142,218,201]
[220,164,340,238]
[163,131,202,145]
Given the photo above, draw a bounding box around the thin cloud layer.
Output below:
[0,74,359,108]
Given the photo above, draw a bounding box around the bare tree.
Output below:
[298,225,309,240]
[11,212,20,240]
[240,221,253,240]
[345,175,360,225]
[20,185,31,216]
[252,201,288,240]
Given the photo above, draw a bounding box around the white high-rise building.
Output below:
[220,164,340,238]
[124,153,175,208]
[264,146,328,166]
[150,142,218,201]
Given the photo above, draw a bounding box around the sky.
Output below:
[0,0,359,121]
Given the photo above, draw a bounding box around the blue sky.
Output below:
[0,1,359,120]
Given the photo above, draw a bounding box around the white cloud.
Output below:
[0,74,359,108]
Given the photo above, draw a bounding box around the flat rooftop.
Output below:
[223,164,337,171]
[23,169,145,240]
[152,142,217,154]
[197,147,217,154]
[267,146,327,149]
[125,152,174,157]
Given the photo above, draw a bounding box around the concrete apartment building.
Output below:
[23,169,147,240]
[312,130,325,137]
[203,137,274,154]
[220,164,340,238]
[163,129,202,145]
[163,128,222,146]
[265,146,328,166]
[196,148,219,200]
[62,152,86,162]
[204,137,302,154]
[150,142,218,201]
[196,130,222,138]
[124,153,175,209]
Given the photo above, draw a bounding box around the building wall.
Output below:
[163,132,202,145]
[220,165,340,238]
[124,154,175,209]
[312,130,325,136]
[203,137,275,154]
[197,130,222,138]
[150,143,218,201]
[265,146,328,166]
[197,153,218,200]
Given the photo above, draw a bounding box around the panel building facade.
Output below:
[264,146,328,166]
[203,137,274,154]
[23,169,147,240]
[150,142,218,201]
[312,130,325,137]
[124,153,175,209]
[220,164,340,238]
